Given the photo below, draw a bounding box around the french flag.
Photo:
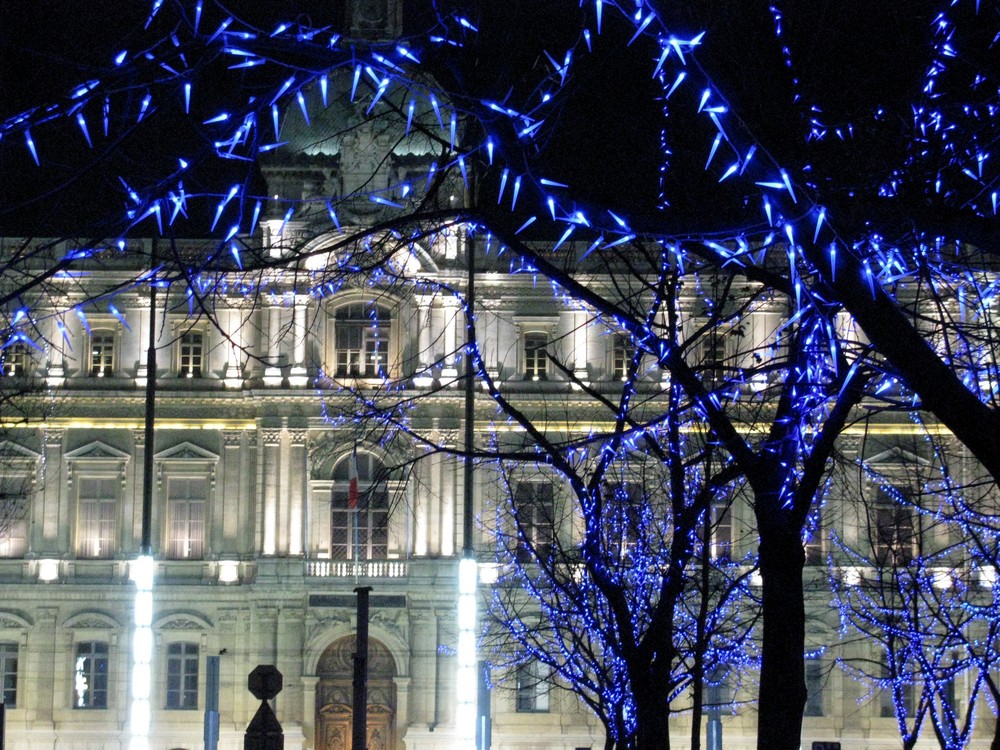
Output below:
[348,446,359,510]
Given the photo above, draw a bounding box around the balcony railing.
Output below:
[305,560,409,579]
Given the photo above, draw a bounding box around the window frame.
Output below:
[515,660,551,713]
[804,656,824,717]
[0,342,31,378]
[513,481,557,564]
[330,451,391,561]
[165,475,208,560]
[73,640,110,709]
[165,641,199,710]
[178,329,206,379]
[76,475,119,559]
[88,329,117,377]
[710,497,733,561]
[330,301,394,380]
[0,642,17,708]
[610,334,636,382]
[522,331,549,381]
[0,448,37,560]
[870,485,916,567]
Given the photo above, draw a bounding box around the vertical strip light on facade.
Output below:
[456,556,478,749]
[130,554,155,750]
[457,217,479,749]
[131,265,159,750]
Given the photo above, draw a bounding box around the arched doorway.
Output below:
[315,635,397,750]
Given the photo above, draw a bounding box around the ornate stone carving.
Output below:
[223,430,244,448]
[160,618,205,631]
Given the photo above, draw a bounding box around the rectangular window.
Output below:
[0,493,28,558]
[711,499,733,560]
[805,657,824,716]
[804,510,823,565]
[1,343,29,377]
[74,641,108,709]
[77,477,117,559]
[166,477,207,560]
[334,304,390,378]
[611,335,635,381]
[0,643,17,707]
[880,658,914,718]
[701,333,727,383]
[523,332,548,381]
[514,482,556,564]
[166,642,199,709]
[179,332,204,378]
[516,661,550,712]
[89,332,115,376]
[872,487,915,566]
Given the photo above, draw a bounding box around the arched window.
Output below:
[333,303,391,378]
[331,452,389,560]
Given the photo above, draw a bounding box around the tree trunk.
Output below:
[634,689,672,750]
[756,529,807,750]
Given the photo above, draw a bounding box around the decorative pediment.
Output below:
[155,612,212,631]
[64,611,119,630]
[65,441,130,462]
[865,447,931,468]
[0,441,40,461]
[154,442,219,463]
[0,611,31,630]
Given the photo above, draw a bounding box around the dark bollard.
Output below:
[245,664,284,750]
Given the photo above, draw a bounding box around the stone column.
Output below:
[263,303,283,387]
[413,295,434,387]
[439,436,456,558]
[46,314,65,386]
[441,297,459,382]
[573,309,590,385]
[261,428,282,555]
[287,428,307,556]
[413,447,431,557]
[224,308,245,389]
[288,296,309,387]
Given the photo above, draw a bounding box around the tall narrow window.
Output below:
[804,510,823,565]
[880,657,914,717]
[334,303,390,378]
[805,656,824,716]
[179,332,204,378]
[514,482,556,563]
[77,477,117,559]
[331,452,389,560]
[166,642,199,709]
[0,492,28,559]
[74,641,109,709]
[711,498,733,561]
[515,661,550,712]
[166,477,207,560]
[700,333,727,384]
[871,487,915,566]
[1,343,29,377]
[523,333,548,381]
[0,643,17,707]
[611,335,635,381]
[89,331,115,377]
[607,483,643,561]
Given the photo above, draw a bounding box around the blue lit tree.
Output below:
[5,2,1000,749]
[831,430,1000,750]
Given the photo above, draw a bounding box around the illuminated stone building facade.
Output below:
[0,5,981,750]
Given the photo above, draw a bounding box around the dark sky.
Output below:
[0,1,942,240]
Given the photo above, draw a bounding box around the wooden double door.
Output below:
[316,636,397,750]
